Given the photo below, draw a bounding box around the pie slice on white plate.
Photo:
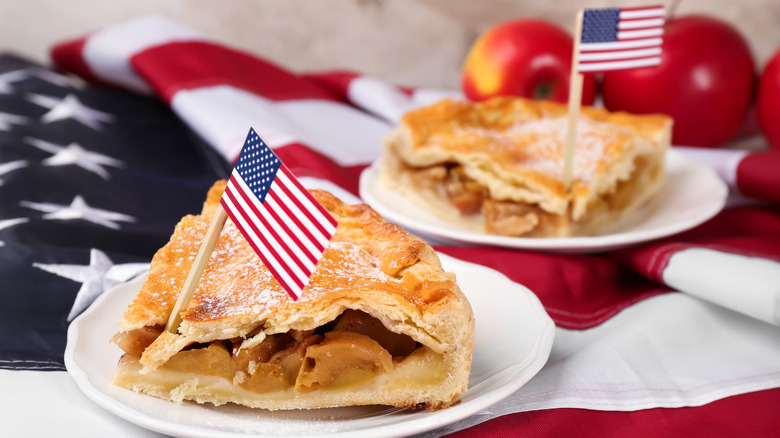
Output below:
[111,180,475,411]
[381,97,672,237]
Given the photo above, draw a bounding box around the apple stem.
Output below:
[667,0,683,20]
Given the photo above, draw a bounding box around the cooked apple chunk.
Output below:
[295,331,393,393]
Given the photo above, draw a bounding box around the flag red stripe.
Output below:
[617,25,663,32]
[262,189,319,265]
[224,196,306,295]
[619,16,664,21]
[279,169,330,241]
[223,178,306,292]
[581,44,661,53]
[579,47,661,58]
[616,33,664,42]
[228,176,311,284]
[273,170,334,239]
[273,142,365,196]
[224,180,296,283]
[275,169,335,238]
[222,194,301,299]
[579,54,661,65]
[130,41,343,103]
[50,37,118,90]
[279,165,338,228]
[265,189,326,256]
[238,186,312,281]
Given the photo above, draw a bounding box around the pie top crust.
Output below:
[386,97,672,221]
[119,181,474,374]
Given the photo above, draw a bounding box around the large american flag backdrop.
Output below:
[3,16,780,437]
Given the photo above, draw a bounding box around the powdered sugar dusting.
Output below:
[187,221,287,321]
[304,240,402,298]
[444,117,631,183]
[184,221,403,322]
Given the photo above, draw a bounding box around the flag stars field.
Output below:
[0,112,28,131]
[20,195,136,229]
[26,93,115,130]
[33,248,149,321]
[24,137,124,180]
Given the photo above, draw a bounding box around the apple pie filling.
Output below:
[399,152,662,237]
[112,309,436,396]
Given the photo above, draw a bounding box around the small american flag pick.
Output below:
[220,128,338,300]
[578,5,666,73]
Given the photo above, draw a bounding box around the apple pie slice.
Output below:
[381,97,672,237]
[111,180,474,411]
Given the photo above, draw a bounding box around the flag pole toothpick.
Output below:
[165,204,228,333]
[563,9,585,191]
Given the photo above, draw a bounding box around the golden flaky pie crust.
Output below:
[381,97,672,237]
[114,181,474,410]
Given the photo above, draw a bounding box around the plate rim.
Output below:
[359,149,728,253]
[64,254,555,438]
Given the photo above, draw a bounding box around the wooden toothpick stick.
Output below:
[562,9,585,191]
[165,204,228,333]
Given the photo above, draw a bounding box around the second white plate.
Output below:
[359,150,728,253]
[65,254,555,438]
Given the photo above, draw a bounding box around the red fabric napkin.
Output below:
[676,146,780,204]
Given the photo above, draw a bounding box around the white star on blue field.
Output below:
[24,137,124,180]
[26,93,114,130]
[20,195,136,229]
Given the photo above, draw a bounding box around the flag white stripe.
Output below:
[619,7,665,19]
[272,174,333,244]
[277,170,335,232]
[618,18,664,29]
[259,194,318,273]
[228,177,309,286]
[580,37,662,52]
[578,57,661,72]
[255,188,318,274]
[276,171,338,234]
[579,47,661,62]
[221,183,305,291]
[618,28,664,40]
[268,182,332,250]
[82,16,208,94]
[227,172,313,283]
[263,192,322,259]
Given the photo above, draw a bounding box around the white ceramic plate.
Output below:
[359,150,728,253]
[65,254,555,438]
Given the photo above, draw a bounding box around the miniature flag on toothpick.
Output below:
[220,128,338,300]
[562,5,666,189]
[165,128,337,333]
[578,5,666,72]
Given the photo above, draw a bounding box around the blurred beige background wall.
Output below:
[1,0,778,89]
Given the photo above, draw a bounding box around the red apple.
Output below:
[758,48,780,150]
[602,15,755,148]
[462,19,596,105]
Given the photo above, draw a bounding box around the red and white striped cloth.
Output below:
[45,15,780,437]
